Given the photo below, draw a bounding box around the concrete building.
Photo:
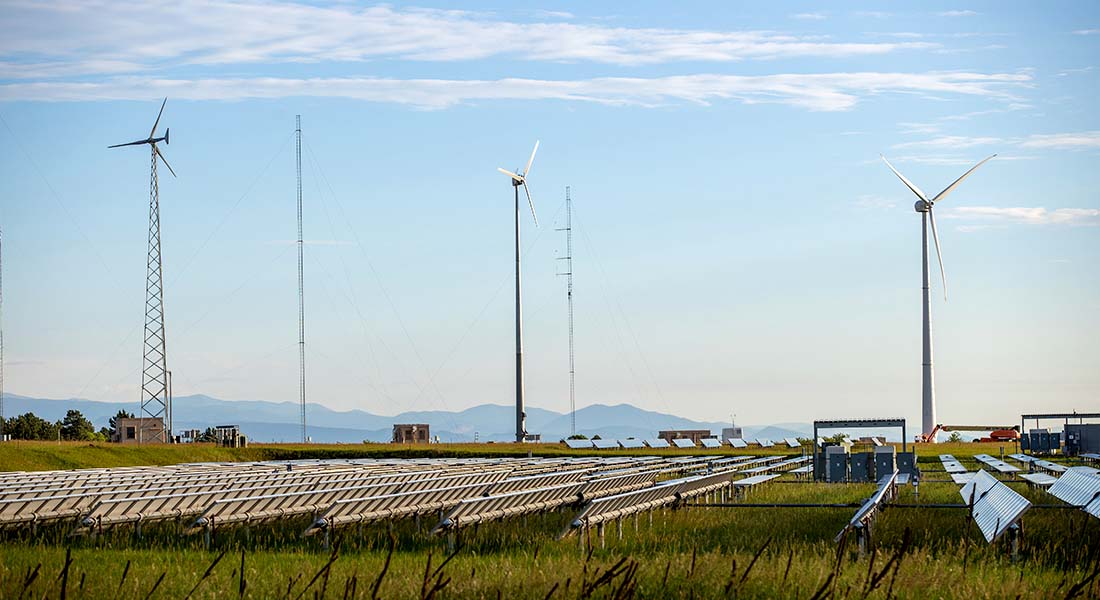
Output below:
[393,423,430,444]
[658,429,712,445]
[721,426,743,440]
[112,417,165,444]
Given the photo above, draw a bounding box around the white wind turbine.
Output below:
[881,154,996,443]
[498,141,540,443]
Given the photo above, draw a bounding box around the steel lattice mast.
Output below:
[110,98,176,444]
[556,187,575,437]
[296,115,307,443]
[141,146,169,442]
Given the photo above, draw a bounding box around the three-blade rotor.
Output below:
[109,97,176,177]
[498,140,539,227]
[881,154,996,300]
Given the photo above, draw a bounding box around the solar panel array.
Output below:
[959,470,1031,543]
[0,454,813,543]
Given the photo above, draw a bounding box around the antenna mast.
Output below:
[296,115,307,443]
[557,187,575,436]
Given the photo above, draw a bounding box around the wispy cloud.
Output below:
[885,154,1035,166]
[0,1,936,76]
[942,206,1100,226]
[854,11,894,19]
[893,135,1003,149]
[1057,66,1095,77]
[0,71,1033,111]
[791,12,827,21]
[1019,131,1100,150]
[1072,29,1100,35]
[938,10,979,17]
[532,9,575,19]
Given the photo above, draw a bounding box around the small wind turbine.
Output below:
[109,98,176,444]
[881,154,995,443]
[109,98,177,176]
[498,141,540,443]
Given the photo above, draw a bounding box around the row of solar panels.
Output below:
[0,455,807,539]
[563,437,803,450]
[940,455,1100,527]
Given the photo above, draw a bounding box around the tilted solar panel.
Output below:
[700,438,721,449]
[565,439,594,449]
[644,439,670,449]
[959,470,1031,543]
[672,438,696,448]
[1048,467,1100,507]
[728,438,748,449]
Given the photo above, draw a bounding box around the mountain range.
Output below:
[1,392,811,443]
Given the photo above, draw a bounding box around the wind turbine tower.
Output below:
[498,141,540,443]
[881,154,995,442]
[556,187,575,437]
[109,98,177,444]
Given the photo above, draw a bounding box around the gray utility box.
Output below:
[826,446,849,483]
[896,452,917,477]
[849,452,873,483]
[1066,424,1100,455]
[874,446,897,477]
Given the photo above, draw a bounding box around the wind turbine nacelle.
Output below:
[914,200,931,213]
[165,128,169,145]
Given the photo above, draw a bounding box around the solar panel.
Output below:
[784,438,801,448]
[565,439,594,449]
[1033,459,1067,474]
[1048,467,1100,507]
[672,438,696,448]
[728,438,748,449]
[619,439,645,449]
[973,454,1020,474]
[1019,473,1058,487]
[567,483,682,532]
[835,471,897,543]
[938,454,967,474]
[951,473,976,485]
[1007,453,1034,464]
[700,438,721,449]
[644,439,670,449]
[959,470,1031,543]
[756,438,774,448]
[435,481,586,531]
[592,439,619,450]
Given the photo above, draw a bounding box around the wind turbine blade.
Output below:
[108,139,150,148]
[931,154,996,204]
[881,155,929,201]
[928,208,947,301]
[155,144,177,178]
[524,140,539,177]
[498,167,523,182]
[150,97,167,138]
[524,183,539,227]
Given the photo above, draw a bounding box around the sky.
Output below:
[0,1,1098,430]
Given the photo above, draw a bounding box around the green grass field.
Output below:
[1,441,1096,598]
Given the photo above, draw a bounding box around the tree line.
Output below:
[3,409,225,443]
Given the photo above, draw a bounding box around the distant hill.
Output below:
[1,392,811,443]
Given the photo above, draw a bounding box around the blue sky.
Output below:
[0,1,1097,429]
